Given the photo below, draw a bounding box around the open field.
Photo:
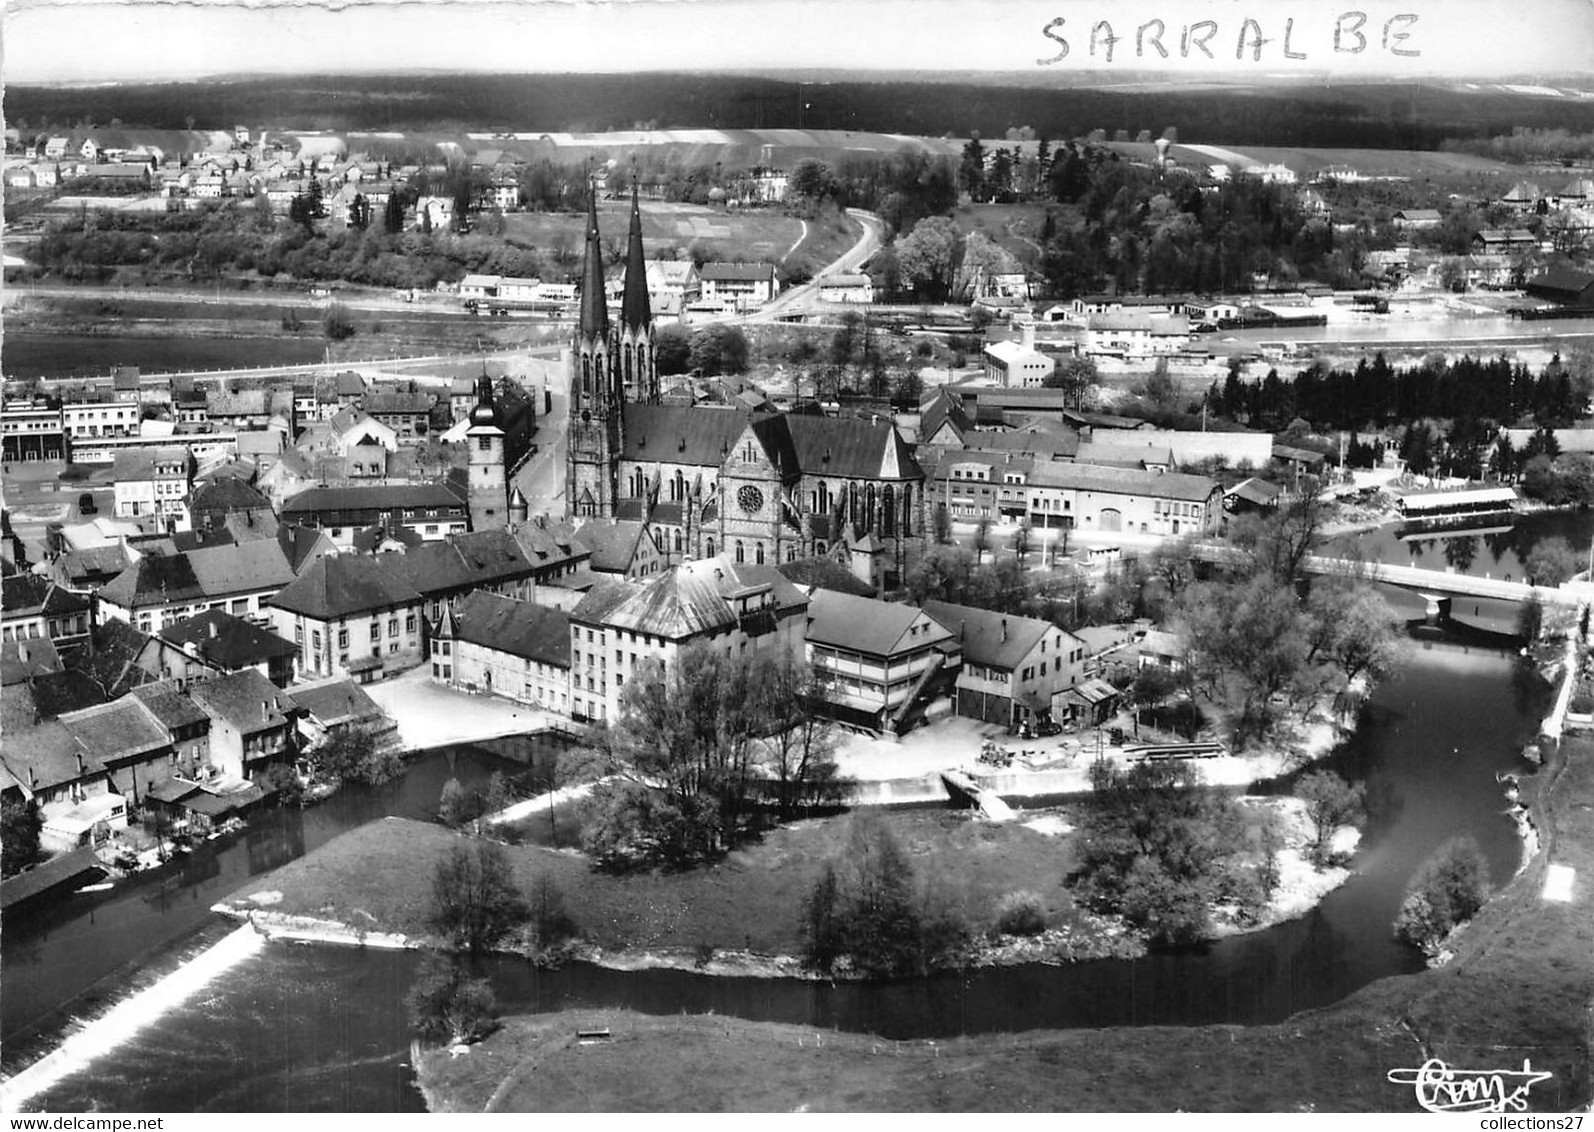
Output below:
[417,731,1594,1111]
[220,808,1109,959]
[1108,139,1530,183]
[501,199,855,277]
[950,202,1055,270]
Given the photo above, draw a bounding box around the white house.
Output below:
[111,446,193,531]
[818,274,875,304]
[698,262,780,311]
[982,337,1055,388]
[1084,313,1191,359]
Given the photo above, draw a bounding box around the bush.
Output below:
[429,841,529,953]
[525,873,579,952]
[323,301,356,341]
[261,762,305,808]
[1295,770,1365,868]
[405,954,496,1044]
[316,727,402,786]
[800,817,971,977]
[993,890,1047,937]
[1394,836,1491,954]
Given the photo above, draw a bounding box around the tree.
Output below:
[959,136,987,201]
[687,324,749,375]
[1229,483,1329,587]
[753,657,850,819]
[578,645,778,869]
[1526,535,1579,587]
[972,518,993,559]
[1140,357,1179,412]
[1304,581,1405,688]
[429,842,528,953]
[789,158,836,206]
[1,799,42,876]
[1076,759,1246,946]
[893,216,962,301]
[1294,770,1365,867]
[316,726,400,785]
[405,954,497,1044]
[1012,520,1031,561]
[323,301,356,342]
[1173,574,1315,744]
[383,192,405,236]
[1394,837,1491,954]
[438,777,471,828]
[654,325,692,375]
[1044,355,1099,408]
[800,816,969,977]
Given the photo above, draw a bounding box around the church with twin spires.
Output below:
[565,185,926,590]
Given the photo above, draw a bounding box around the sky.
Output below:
[4,0,1593,85]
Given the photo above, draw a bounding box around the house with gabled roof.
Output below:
[56,696,176,809]
[187,670,300,780]
[280,483,468,547]
[922,599,1087,732]
[430,590,571,713]
[112,446,194,531]
[697,262,779,310]
[128,680,213,779]
[289,677,397,751]
[95,540,298,634]
[572,517,665,579]
[1022,462,1222,538]
[159,609,299,688]
[2,574,91,652]
[361,387,437,438]
[918,388,974,448]
[0,715,123,833]
[264,553,425,682]
[803,588,955,733]
[567,558,807,723]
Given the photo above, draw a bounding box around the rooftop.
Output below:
[160,609,299,670]
[443,590,571,667]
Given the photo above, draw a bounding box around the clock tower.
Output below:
[565,184,623,519]
[466,372,508,530]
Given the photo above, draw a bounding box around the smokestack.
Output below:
[1001,618,1008,642]
[209,620,218,639]
[16,643,26,665]
[262,700,270,721]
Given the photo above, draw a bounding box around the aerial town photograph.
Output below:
[2,0,1593,1115]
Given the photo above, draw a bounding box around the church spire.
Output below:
[578,179,608,339]
[620,181,651,332]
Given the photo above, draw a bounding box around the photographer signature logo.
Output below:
[1386,1058,1553,1113]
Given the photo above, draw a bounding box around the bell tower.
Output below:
[466,372,508,530]
[617,182,659,404]
[565,183,623,519]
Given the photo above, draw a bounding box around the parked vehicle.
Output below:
[78,492,97,515]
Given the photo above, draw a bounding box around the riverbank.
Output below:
[415,729,1594,1111]
[216,769,1360,981]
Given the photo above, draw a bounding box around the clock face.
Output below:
[737,485,764,515]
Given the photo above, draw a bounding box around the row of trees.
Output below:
[577,648,848,871]
[1208,353,1594,435]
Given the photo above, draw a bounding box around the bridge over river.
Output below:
[1191,543,1590,612]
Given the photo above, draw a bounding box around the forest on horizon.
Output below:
[10,73,1594,150]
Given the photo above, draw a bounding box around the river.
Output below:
[1,333,333,381]
[1,517,1578,1111]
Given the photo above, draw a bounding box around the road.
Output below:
[745,208,882,324]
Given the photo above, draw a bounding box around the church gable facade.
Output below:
[565,186,926,590]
